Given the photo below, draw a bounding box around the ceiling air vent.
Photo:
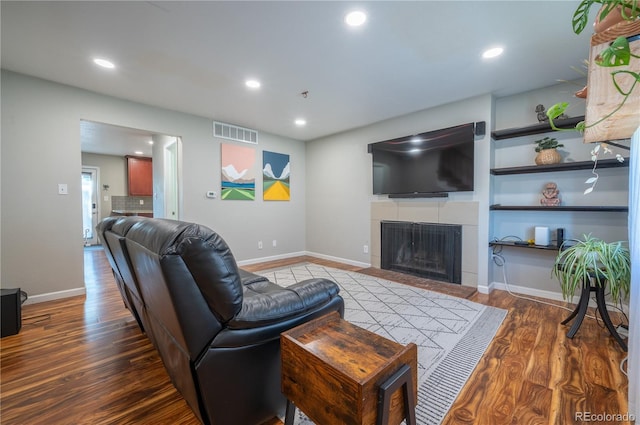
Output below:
[213,121,258,144]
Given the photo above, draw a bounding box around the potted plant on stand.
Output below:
[553,234,631,349]
[553,234,631,303]
[534,136,564,165]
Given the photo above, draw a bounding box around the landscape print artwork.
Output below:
[263,151,290,201]
[221,143,256,200]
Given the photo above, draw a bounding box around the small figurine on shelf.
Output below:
[540,182,561,207]
[536,104,549,123]
[536,104,567,123]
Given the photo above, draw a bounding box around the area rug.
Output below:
[258,263,507,425]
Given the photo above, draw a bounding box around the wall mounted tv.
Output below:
[368,122,477,198]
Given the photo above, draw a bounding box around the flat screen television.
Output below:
[368,122,476,197]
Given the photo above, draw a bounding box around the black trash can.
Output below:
[1,288,27,337]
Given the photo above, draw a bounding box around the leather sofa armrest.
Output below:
[238,268,270,286]
[228,278,340,329]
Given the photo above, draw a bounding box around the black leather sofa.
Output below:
[96,216,344,425]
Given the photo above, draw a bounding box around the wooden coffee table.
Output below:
[281,311,417,425]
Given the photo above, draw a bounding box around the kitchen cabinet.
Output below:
[126,156,152,196]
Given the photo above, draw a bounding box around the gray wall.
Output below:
[1,70,307,300]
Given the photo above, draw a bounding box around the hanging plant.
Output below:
[583,143,625,194]
[545,1,636,193]
[548,0,640,133]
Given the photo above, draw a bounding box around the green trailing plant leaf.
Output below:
[611,69,640,95]
[573,0,595,34]
[546,102,569,120]
[620,0,640,19]
[595,37,631,67]
[545,103,575,131]
[574,0,640,34]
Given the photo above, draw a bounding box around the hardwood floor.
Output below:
[0,248,631,424]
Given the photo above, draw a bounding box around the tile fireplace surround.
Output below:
[371,201,479,287]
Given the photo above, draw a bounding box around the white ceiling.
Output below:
[80,120,158,157]
[1,1,595,154]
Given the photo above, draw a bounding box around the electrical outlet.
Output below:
[258,241,263,250]
[58,183,68,195]
[139,199,144,205]
[272,240,277,247]
[363,245,369,254]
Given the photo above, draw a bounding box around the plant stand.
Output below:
[561,275,627,351]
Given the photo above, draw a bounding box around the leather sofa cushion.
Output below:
[238,268,270,286]
[229,278,340,329]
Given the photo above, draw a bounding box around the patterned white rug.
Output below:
[258,264,507,425]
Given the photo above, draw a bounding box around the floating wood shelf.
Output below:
[490,205,628,212]
[491,158,629,175]
[491,116,585,140]
[489,241,560,251]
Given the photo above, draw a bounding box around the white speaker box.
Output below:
[535,226,550,246]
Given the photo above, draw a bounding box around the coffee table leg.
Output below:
[377,364,416,425]
[284,400,296,425]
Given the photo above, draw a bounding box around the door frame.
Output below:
[81,166,100,245]
[164,138,181,220]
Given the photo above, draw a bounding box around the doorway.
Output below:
[164,139,180,219]
[81,167,99,245]
[80,120,183,289]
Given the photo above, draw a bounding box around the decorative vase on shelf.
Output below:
[533,136,564,166]
[535,149,562,165]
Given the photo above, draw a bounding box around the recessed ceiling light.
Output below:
[295,119,307,126]
[134,151,143,155]
[482,47,504,59]
[245,79,261,89]
[148,140,154,145]
[93,58,115,69]
[345,10,367,27]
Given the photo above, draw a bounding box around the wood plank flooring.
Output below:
[0,249,631,424]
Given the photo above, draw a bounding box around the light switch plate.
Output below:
[58,184,68,195]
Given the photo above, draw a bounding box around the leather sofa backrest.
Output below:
[98,216,152,338]
[126,219,242,360]
[106,216,148,303]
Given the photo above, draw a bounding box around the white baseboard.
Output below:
[24,287,86,305]
[486,281,630,314]
[236,251,307,267]
[488,281,566,302]
[305,251,371,269]
[237,251,371,269]
[477,281,495,295]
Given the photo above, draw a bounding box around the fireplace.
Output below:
[381,221,462,284]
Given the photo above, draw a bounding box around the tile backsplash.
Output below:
[112,196,153,211]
